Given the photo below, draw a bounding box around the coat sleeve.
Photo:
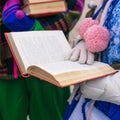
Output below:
[80,70,120,105]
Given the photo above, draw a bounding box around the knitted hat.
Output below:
[2,0,35,31]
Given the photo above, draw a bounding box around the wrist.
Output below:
[72,35,82,47]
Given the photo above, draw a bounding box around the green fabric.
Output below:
[0,77,70,120]
[0,79,28,120]
[31,20,44,30]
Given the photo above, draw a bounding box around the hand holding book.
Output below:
[65,38,95,65]
[2,0,44,31]
[4,30,117,87]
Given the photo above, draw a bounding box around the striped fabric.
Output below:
[38,10,81,37]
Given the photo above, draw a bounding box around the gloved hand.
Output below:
[2,0,43,31]
[80,70,120,105]
[66,35,95,64]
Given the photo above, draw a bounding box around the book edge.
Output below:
[22,0,66,8]
[54,65,117,87]
[4,32,29,77]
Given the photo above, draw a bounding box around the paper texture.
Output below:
[10,31,71,70]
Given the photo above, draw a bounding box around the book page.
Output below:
[10,31,71,70]
[35,61,113,75]
[28,61,116,86]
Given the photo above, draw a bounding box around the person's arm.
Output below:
[2,0,44,31]
[80,70,120,105]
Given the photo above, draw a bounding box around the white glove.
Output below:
[66,36,95,64]
[80,70,120,105]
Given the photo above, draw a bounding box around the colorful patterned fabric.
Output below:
[95,1,120,120]
[101,0,120,65]
[0,1,84,120]
[0,0,84,80]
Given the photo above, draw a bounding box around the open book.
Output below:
[4,31,116,87]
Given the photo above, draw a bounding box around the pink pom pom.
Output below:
[84,25,110,53]
[79,18,99,38]
[16,10,25,20]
